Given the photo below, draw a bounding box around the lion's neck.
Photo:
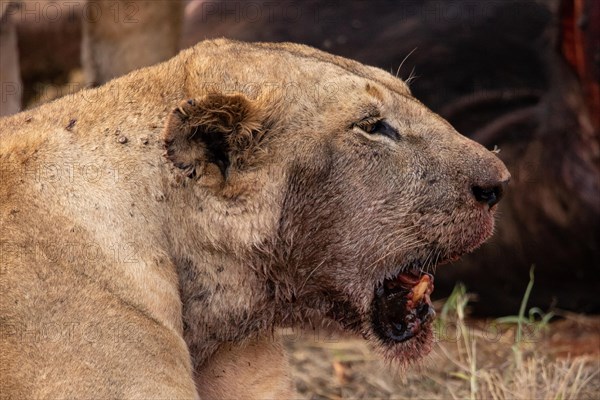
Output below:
[175,252,276,367]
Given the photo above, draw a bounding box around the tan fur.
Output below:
[195,335,293,400]
[0,1,22,116]
[0,39,509,398]
[82,0,183,86]
[1,0,183,116]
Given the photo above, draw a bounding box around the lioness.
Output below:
[1,0,183,116]
[0,39,509,398]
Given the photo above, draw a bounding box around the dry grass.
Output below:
[283,284,600,399]
[475,357,597,400]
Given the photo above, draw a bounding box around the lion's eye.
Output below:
[358,119,400,141]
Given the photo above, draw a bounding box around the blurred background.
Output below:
[1,0,599,398]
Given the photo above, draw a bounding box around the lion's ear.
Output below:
[162,94,264,181]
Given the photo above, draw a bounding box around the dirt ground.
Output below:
[282,309,600,399]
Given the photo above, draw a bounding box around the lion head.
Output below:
[163,40,510,365]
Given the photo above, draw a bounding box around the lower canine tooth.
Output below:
[412,275,430,302]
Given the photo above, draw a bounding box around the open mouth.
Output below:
[372,269,435,343]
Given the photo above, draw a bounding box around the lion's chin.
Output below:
[375,327,434,365]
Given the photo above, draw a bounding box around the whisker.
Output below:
[367,238,429,272]
[369,229,421,260]
[405,66,419,86]
[396,47,418,78]
[300,258,327,292]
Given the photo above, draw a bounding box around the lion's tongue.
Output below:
[374,272,435,343]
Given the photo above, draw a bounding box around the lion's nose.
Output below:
[471,180,508,207]
[467,145,511,208]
